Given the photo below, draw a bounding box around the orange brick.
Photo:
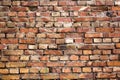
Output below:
[70,55,79,60]
[108,61,120,66]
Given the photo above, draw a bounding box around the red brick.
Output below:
[46,62,64,67]
[9,56,19,61]
[75,38,83,43]
[1,39,18,44]
[56,17,72,22]
[37,39,55,44]
[95,0,105,5]
[97,73,116,78]
[107,61,120,66]
[80,56,89,61]
[22,74,40,79]
[47,33,65,38]
[58,28,75,32]
[113,49,120,54]
[10,17,28,22]
[27,62,45,67]
[0,22,6,28]
[1,28,17,33]
[45,50,63,55]
[70,55,79,60]
[8,12,17,16]
[11,6,29,11]
[116,43,120,48]
[83,50,92,55]
[94,17,111,21]
[110,55,118,60]
[6,62,26,67]
[59,1,76,6]
[98,45,115,49]
[18,44,27,49]
[78,45,96,49]
[60,74,79,79]
[0,69,8,74]
[72,67,81,72]
[18,12,27,17]
[85,33,103,37]
[40,74,59,79]
[79,73,93,78]
[66,61,85,67]
[77,27,91,32]
[109,33,120,37]
[84,38,93,44]
[96,27,114,32]
[93,62,106,67]
[21,1,39,6]
[20,28,38,33]
[82,67,92,72]
[19,39,35,44]
[74,17,94,22]
[2,75,20,80]
[40,56,49,61]
[62,67,71,73]
[0,44,5,50]
[3,50,23,55]
[112,6,120,11]
[0,62,5,68]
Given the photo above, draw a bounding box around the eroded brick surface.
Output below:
[0,0,120,79]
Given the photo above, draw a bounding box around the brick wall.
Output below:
[0,0,120,79]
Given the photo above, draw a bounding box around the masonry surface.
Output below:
[0,0,120,79]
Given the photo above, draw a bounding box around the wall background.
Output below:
[0,0,120,79]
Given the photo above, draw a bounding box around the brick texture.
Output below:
[0,0,120,79]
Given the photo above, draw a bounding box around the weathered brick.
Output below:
[22,74,40,79]
[27,62,45,67]
[1,28,17,33]
[70,55,79,60]
[40,67,49,73]
[0,69,8,74]
[37,39,55,44]
[60,74,79,79]
[2,75,20,80]
[11,6,29,12]
[62,67,71,73]
[19,39,35,44]
[47,33,65,38]
[9,56,19,61]
[85,33,103,37]
[97,73,116,78]
[79,73,93,78]
[0,44,6,50]
[20,28,38,33]
[3,50,23,55]
[96,27,114,32]
[21,1,39,6]
[98,45,115,49]
[93,62,106,67]
[55,17,71,22]
[45,50,63,55]
[6,62,26,67]
[40,74,59,79]
[47,62,64,67]
[10,68,19,74]
[73,67,81,72]
[67,61,85,67]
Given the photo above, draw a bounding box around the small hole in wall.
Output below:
[106,11,113,17]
